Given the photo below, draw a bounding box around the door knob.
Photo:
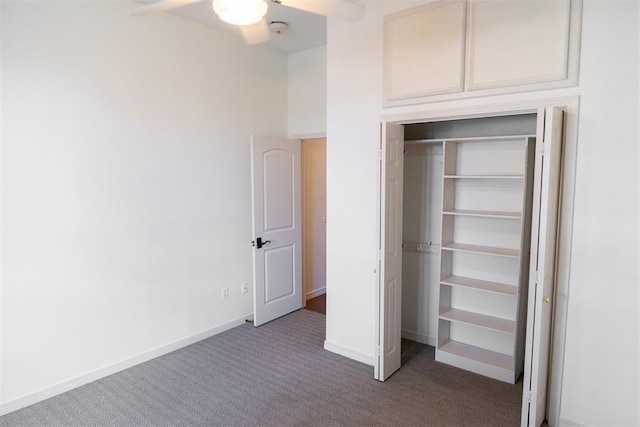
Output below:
[543,296,551,304]
[252,237,272,249]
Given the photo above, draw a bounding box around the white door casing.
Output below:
[375,123,405,381]
[521,107,564,427]
[251,136,303,327]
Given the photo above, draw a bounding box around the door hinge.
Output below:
[375,346,381,357]
[534,270,540,285]
[525,391,534,404]
[374,251,382,274]
[378,150,383,160]
[539,142,546,157]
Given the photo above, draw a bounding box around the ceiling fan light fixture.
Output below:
[212,0,268,26]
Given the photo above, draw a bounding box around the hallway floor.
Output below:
[305,293,326,314]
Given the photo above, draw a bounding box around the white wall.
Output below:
[401,144,442,346]
[325,0,639,425]
[289,46,327,302]
[0,0,287,411]
[288,46,327,138]
[559,2,639,425]
[325,0,434,366]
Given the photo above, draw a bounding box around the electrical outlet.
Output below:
[222,287,229,300]
[241,282,248,294]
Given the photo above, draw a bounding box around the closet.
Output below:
[378,106,566,426]
[400,114,538,384]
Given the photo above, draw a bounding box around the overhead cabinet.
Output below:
[384,0,581,106]
[467,0,572,90]
[384,0,466,99]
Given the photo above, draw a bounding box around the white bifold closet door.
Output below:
[375,123,405,381]
[521,107,564,427]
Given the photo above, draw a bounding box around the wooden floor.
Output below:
[305,293,326,314]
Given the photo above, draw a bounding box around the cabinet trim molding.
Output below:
[383,0,583,108]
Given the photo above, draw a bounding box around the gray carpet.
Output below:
[0,309,521,426]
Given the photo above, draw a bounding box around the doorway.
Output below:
[376,100,578,427]
[250,136,327,324]
[302,138,327,314]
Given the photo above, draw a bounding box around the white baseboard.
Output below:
[559,418,587,427]
[323,340,375,366]
[305,287,326,300]
[401,329,436,347]
[0,313,252,416]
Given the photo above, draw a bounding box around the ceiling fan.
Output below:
[129,0,365,45]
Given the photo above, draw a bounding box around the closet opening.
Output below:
[401,114,537,382]
[376,105,572,427]
[302,138,327,315]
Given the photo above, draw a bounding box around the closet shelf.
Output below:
[405,138,444,145]
[436,134,535,384]
[444,175,524,179]
[440,275,517,296]
[440,308,516,334]
[444,135,535,143]
[442,209,521,219]
[405,135,533,144]
[437,340,514,371]
[441,242,520,258]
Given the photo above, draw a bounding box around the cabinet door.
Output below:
[467,0,572,90]
[384,0,466,100]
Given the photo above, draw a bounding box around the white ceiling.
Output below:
[139,0,327,54]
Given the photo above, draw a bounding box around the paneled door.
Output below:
[375,123,405,381]
[251,136,302,326]
[521,108,564,427]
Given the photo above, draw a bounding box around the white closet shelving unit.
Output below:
[433,135,536,384]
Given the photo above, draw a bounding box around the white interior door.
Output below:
[251,136,302,327]
[375,123,405,381]
[521,107,564,426]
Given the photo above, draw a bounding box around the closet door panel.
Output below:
[467,0,571,90]
[384,0,466,100]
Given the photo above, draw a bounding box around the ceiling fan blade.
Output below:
[240,19,270,45]
[277,0,364,21]
[128,0,202,16]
